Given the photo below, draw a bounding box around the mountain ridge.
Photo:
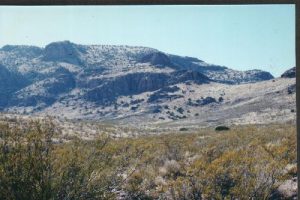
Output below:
[0,41,294,126]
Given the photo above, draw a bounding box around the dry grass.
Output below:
[0,120,296,200]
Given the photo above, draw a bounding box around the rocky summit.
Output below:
[0,41,295,127]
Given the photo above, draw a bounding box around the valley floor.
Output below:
[0,119,296,199]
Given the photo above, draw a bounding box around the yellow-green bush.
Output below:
[0,121,296,200]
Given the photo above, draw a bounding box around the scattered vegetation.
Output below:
[0,120,296,199]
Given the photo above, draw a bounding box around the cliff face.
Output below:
[84,70,210,105]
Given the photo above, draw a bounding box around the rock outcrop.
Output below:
[140,52,173,67]
[42,41,85,65]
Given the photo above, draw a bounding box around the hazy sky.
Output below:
[0,5,295,77]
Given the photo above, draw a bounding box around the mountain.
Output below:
[0,41,294,126]
[281,67,296,78]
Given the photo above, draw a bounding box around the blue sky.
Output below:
[0,5,295,77]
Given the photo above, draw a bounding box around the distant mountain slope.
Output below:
[0,41,274,83]
[281,67,296,78]
[0,64,29,108]
[0,41,284,124]
[168,55,274,84]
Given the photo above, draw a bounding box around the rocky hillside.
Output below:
[0,41,294,126]
[0,64,29,108]
[281,67,296,78]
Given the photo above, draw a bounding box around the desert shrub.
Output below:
[215,125,230,131]
[179,127,188,131]
[119,125,296,199]
[0,121,54,200]
[124,171,153,200]
[159,160,182,178]
[0,121,295,200]
[0,121,143,200]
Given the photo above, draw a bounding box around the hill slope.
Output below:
[0,41,294,126]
